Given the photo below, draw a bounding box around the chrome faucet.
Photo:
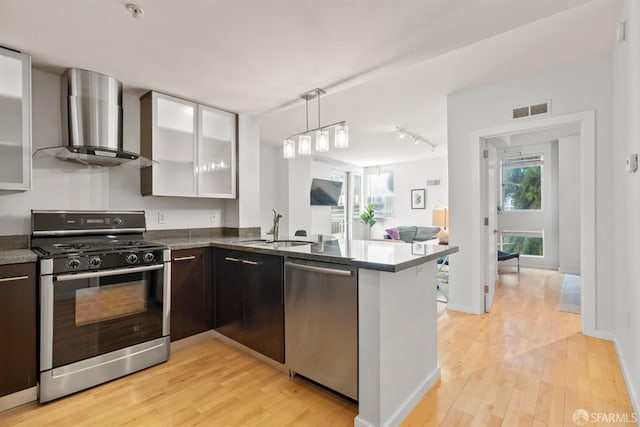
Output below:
[272,209,283,241]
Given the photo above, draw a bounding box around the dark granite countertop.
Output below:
[149,235,458,272]
[0,249,39,266]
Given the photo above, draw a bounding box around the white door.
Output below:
[482,140,498,312]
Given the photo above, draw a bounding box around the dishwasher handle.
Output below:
[285,262,353,277]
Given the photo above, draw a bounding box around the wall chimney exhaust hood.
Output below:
[33,68,156,167]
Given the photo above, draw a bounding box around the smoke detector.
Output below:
[126,4,144,18]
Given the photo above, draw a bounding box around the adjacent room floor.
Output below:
[0,269,633,426]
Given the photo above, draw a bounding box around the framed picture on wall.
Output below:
[411,188,426,209]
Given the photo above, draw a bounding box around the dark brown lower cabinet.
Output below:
[214,249,284,363]
[0,262,37,397]
[170,248,212,342]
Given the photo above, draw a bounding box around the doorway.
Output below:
[473,111,596,336]
[482,124,581,313]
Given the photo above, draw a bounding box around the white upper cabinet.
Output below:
[198,105,236,198]
[140,91,237,198]
[0,47,31,191]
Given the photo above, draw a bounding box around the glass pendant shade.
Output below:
[334,124,349,148]
[283,138,296,159]
[298,134,311,155]
[316,130,329,152]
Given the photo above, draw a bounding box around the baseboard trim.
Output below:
[583,329,614,341]
[445,303,479,314]
[0,386,38,413]
[354,367,441,427]
[614,336,640,420]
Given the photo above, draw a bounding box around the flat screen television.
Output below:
[310,178,343,206]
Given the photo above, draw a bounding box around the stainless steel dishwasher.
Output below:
[284,258,358,400]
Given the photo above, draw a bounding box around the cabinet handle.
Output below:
[225,257,241,262]
[242,260,260,266]
[0,275,29,283]
[173,255,196,261]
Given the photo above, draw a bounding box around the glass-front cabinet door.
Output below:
[140,91,237,198]
[0,47,31,190]
[198,105,236,198]
[152,93,197,197]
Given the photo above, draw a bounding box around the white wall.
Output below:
[0,69,260,236]
[286,156,313,237]
[558,135,581,274]
[260,144,289,236]
[224,114,261,229]
[367,157,448,239]
[612,0,640,414]
[447,56,613,336]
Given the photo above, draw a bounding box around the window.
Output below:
[330,173,346,236]
[353,174,362,217]
[365,171,394,217]
[501,155,543,210]
[501,231,543,256]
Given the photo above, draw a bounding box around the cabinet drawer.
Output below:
[0,263,35,284]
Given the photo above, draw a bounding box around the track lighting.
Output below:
[395,127,436,151]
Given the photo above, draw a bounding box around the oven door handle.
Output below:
[54,264,164,282]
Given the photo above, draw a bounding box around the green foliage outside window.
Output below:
[502,160,542,210]
[503,235,543,256]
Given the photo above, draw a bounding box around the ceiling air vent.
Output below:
[512,106,530,119]
[530,102,549,116]
[512,100,551,120]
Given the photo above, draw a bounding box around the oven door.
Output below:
[41,263,169,371]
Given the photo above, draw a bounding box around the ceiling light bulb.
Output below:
[414,137,420,145]
[399,131,405,139]
[298,134,311,155]
[334,124,349,148]
[283,139,296,159]
[316,130,329,152]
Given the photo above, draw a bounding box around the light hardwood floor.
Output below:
[0,269,633,426]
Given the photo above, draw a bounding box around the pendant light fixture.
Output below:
[282,88,348,158]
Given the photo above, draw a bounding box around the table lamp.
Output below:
[432,207,449,244]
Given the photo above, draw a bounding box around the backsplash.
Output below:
[0,235,29,250]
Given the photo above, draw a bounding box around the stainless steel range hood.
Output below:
[34,68,155,167]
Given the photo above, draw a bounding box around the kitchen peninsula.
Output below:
[152,235,458,427]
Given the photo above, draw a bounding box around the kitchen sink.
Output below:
[234,239,310,249]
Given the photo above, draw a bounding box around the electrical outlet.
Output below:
[158,212,165,224]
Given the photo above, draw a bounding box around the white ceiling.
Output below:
[0,0,621,166]
[261,0,622,166]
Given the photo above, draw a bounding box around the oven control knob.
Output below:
[143,252,155,263]
[67,259,81,270]
[113,217,122,225]
[126,253,139,264]
[89,257,102,268]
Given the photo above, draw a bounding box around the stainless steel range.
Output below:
[31,210,170,403]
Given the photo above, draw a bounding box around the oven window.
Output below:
[52,270,164,368]
[76,281,147,326]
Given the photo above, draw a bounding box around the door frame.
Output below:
[471,110,596,337]
[481,139,498,312]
